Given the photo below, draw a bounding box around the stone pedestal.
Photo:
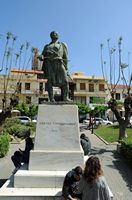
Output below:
[14,104,84,188]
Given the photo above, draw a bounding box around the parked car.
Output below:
[83,118,101,127]
[97,118,113,125]
[15,116,31,123]
[83,118,91,125]
[129,117,132,126]
[32,115,37,123]
[83,117,113,126]
[113,117,132,127]
[79,123,89,131]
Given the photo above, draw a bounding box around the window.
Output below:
[89,97,105,104]
[74,83,77,91]
[26,96,31,104]
[37,74,44,79]
[122,93,127,98]
[25,83,30,90]
[74,96,86,104]
[80,83,86,90]
[17,82,21,93]
[89,84,94,92]
[89,97,93,103]
[39,83,43,94]
[116,93,120,100]
[99,84,104,91]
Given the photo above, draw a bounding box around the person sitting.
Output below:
[62,166,83,200]
[11,136,34,169]
[80,133,91,155]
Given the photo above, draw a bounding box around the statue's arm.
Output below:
[37,55,43,61]
[62,42,68,70]
[37,45,47,61]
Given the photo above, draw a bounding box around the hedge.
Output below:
[120,138,132,166]
[0,134,10,158]
[3,118,36,138]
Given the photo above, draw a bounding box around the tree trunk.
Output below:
[108,101,129,142]
[118,123,127,141]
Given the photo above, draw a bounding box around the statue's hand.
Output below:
[37,55,44,61]
[66,70,70,77]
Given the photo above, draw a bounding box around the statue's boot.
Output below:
[62,84,72,102]
[47,84,55,102]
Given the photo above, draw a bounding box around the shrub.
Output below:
[3,117,21,128]
[121,138,132,166]
[4,124,31,138]
[2,118,36,139]
[0,134,10,158]
[25,122,36,136]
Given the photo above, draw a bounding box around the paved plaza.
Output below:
[0,130,132,199]
[85,130,132,200]
[0,141,24,186]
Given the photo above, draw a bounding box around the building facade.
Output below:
[0,68,48,109]
[0,68,75,109]
[71,72,107,107]
[3,69,130,113]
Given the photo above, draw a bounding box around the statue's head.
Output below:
[50,31,59,40]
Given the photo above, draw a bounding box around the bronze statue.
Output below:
[38,31,71,102]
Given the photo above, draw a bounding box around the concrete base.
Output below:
[14,170,67,188]
[0,165,62,200]
[13,104,84,188]
[0,188,62,200]
[29,150,84,171]
[0,156,89,200]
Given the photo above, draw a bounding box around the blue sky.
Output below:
[0,0,132,79]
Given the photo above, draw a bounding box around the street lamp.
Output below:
[91,118,94,134]
[90,108,94,134]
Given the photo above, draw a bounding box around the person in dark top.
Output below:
[11,136,34,168]
[62,166,82,200]
[80,133,91,155]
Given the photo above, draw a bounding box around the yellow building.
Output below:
[71,72,107,106]
[0,68,48,109]
[0,69,108,110]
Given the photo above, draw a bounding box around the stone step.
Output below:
[0,188,62,200]
[14,170,67,188]
[29,150,84,171]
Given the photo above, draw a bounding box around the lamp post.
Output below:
[90,108,94,134]
[91,118,94,134]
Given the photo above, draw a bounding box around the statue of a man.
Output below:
[38,31,70,102]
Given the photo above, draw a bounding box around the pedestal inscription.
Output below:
[34,104,81,151]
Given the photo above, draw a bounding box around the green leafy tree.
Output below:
[93,105,108,117]
[76,102,91,114]
[16,102,29,116]
[28,104,38,119]
[16,103,38,119]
